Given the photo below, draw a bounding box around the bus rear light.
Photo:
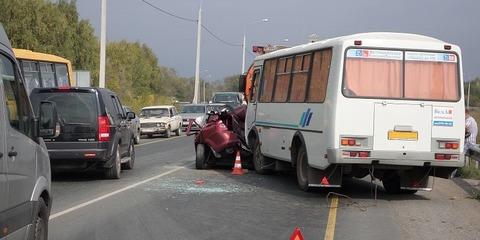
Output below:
[350,152,357,157]
[439,141,459,149]
[435,153,455,160]
[354,40,362,46]
[358,151,370,158]
[444,45,452,50]
[341,139,349,146]
[348,139,356,146]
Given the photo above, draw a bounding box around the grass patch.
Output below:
[472,190,480,200]
[459,165,480,180]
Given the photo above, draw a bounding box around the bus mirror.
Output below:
[238,74,247,93]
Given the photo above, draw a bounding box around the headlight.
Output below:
[156,123,165,127]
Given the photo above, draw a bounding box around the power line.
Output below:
[141,0,242,47]
[201,24,242,47]
[141,0,196,23]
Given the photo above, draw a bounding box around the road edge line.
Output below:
[50,164,188,220]
[324,195,339,240]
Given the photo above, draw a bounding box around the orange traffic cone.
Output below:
[231,151,245,175]
[290,227,304,240]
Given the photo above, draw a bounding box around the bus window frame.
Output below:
[258,47,333,104]
[341,46,461,103]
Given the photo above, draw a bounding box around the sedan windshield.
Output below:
[140,108,169,117]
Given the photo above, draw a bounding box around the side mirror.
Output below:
[126,111,136,120]
[39,101,60,138]
[238,74,247,92]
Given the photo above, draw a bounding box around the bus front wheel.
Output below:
[296,145,310,192]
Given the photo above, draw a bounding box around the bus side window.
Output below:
[259,59,277,102]
[55,63,69,87]
[290,54,311,102]
[40,62,56,87]
[307,49,332,103]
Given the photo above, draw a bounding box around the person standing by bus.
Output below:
[465,108,478,154]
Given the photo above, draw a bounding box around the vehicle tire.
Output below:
[33,198,49,240]
[105,147,121,179]
[134,130,140,144]
[382,174,417,194]
[253,139,272,175]
[196,144,207,169]
[122,141,135,170]
[175,126,181,136]
[296,145,310,192]
[165,126,171,138]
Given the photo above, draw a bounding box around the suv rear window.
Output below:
[31,91,98,125]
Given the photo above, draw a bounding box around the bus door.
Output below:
[246,68,261,135]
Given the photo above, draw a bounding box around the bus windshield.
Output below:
[343,49,459,101]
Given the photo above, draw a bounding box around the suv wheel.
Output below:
[105,147,121,179]
[122,140,135,170]
[33,198,49,240]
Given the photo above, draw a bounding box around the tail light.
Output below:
[439,141,459,150]
[435,153,457,160]
[358,151,370,158]
[341,138,359,146]
[98,116,110,142]
[343,151,370,158]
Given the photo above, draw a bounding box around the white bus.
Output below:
[242,32,464,193]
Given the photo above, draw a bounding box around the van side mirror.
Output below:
[238,74,246,92]
[126,111,136,120]
[39,101,60,138]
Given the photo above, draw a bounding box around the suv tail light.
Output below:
[98,116,110,142]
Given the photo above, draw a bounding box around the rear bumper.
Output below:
[327,148,464,168]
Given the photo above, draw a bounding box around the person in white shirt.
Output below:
[465,108,478,154]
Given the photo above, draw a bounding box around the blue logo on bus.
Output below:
[299,108,313,127]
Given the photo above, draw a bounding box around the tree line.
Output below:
[0,0,239,112]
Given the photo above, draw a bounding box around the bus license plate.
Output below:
[388,131,418,141]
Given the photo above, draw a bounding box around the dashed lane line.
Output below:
[137,135,187,147]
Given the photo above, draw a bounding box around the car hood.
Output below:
[180,113,205,119]
[140,117,170,123]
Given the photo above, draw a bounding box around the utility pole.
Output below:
[192,7,202,103]
[241,34,246,74]
[203,80,206,103]
[99,0,107,88]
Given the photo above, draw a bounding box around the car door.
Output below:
[1,52,37,237]
[110,95,129,154]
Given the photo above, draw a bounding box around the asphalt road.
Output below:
[48,136,480,240]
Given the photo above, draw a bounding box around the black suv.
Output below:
[30,87,135,179]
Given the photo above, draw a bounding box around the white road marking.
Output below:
[49,165,189,220]
[137,135,186,147]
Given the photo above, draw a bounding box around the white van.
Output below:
[1,24,58,239]
[243,32,464,193]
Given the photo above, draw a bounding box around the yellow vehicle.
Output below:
[13,48,75,94]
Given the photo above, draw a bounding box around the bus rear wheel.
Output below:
[296,145,310,192]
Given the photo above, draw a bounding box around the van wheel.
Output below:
[382,173,417,194]
[33,198,49,240]
[105,147,121,179]
[196,144,207,169]
[296,145,310,192]
[175,126,181,136]
[253,140,272,175]
[122,141,135,170]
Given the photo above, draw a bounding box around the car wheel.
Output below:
[253,139,272,175]
[296,145,310,192]
[134,130,140,144]
[105,147,121,179]
[33,198,49,240]
[175,126,181,136]
[122,141,135,170]
[196,144,207,169]
[165,126,171,138]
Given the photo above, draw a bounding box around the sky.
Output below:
[77,0,480,81]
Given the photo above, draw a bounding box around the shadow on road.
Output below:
[52,171,107,182]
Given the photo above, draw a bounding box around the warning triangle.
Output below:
[290,227,304,240]
[320,176,330,185]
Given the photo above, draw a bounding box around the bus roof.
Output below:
[255,32,458,61]
[13,48,71,64]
